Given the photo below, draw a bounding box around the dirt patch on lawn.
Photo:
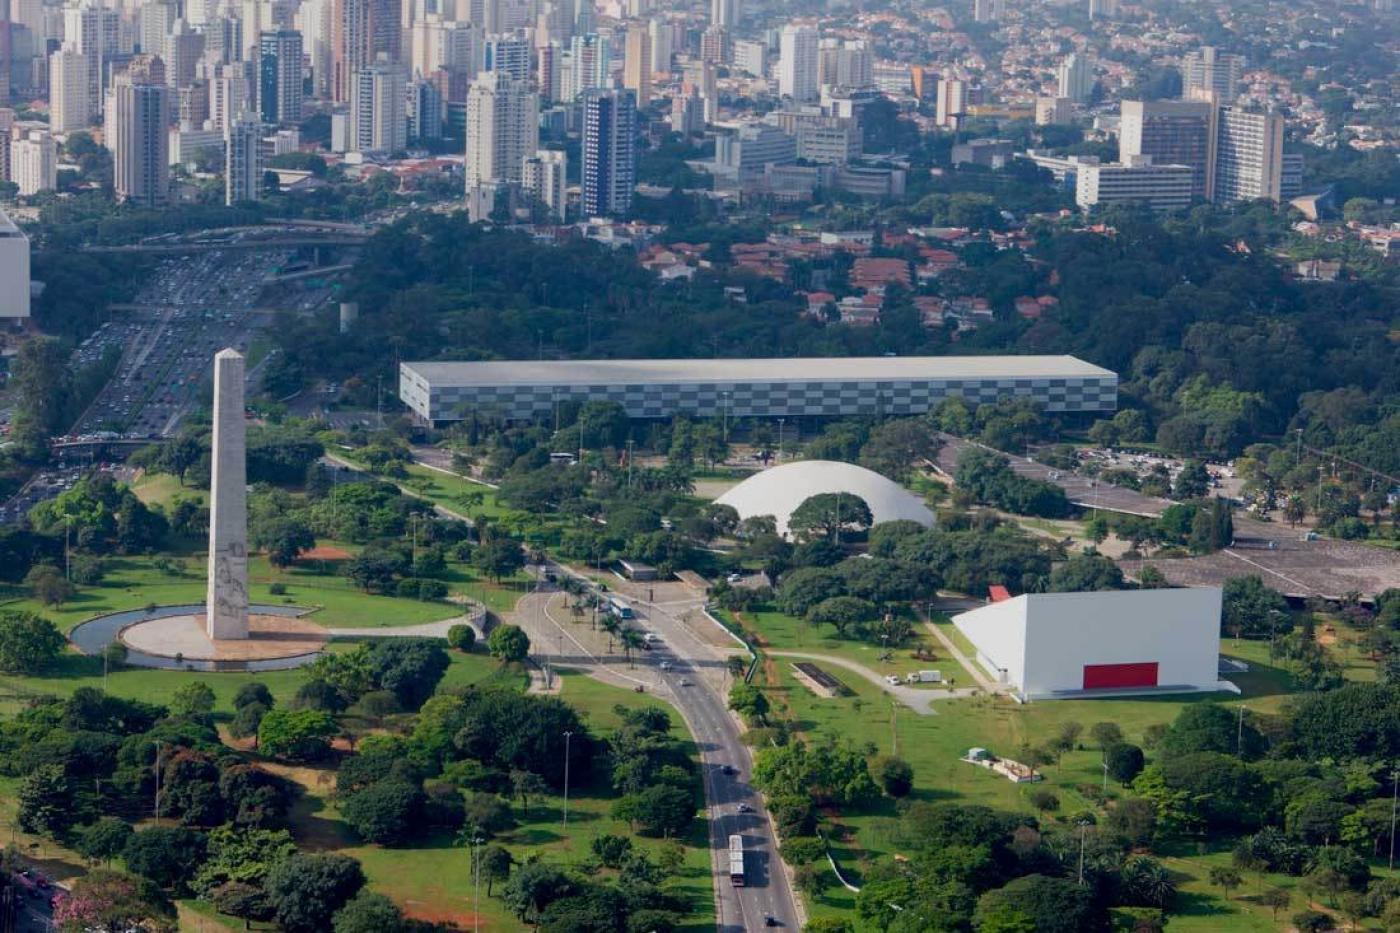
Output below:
[299,544,353,561]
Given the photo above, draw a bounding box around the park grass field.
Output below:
[0,654,717,931]
[738,601,1397,930]
[0,549,527,634]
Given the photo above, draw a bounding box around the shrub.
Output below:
[447,624,476,652]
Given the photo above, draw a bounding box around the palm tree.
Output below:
[601,616,620,653]
[619,629,643,667]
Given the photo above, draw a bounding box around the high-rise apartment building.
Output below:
[62,4,120,117]
[225,112,262,204]
[699,24,728,65]
[1035,95,1072,125]
[648,19,672,74]
[349,56,405,152]
[1181,46,1242,102]
[463,70,537,190]
[0,209,31,319]
[622,22,650,106]
[817,39,871,91]
[1120,99,1282,204]
[257,29,303,124]
[49,48,91,131]
[710,0,737,28]
[107,73,171,206]
[1214,107,1283,203]
[777,24,817,102]
[568,32,609,97]
[407,78,442,140]
[935,74,965,127]
[1088,0,1118,19]
[581,87,635,217]
[163,19,204,89]
[973,0,1003,23]
[483,33,530,80]
[333,0,399,102]
[11,129,55,195]
[211,62,250,132]
[1057,52,1094,103]
[521,148,566,220]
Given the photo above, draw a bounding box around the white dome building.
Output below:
[716,460,935,538]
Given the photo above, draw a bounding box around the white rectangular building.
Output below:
[0,210,31,319]
[1075,155,1195,213]
[953,588,1225,702]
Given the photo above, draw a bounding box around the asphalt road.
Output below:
[513,570,802,932]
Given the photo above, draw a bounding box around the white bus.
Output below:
[728,834,745,887]
[607,596,634,620]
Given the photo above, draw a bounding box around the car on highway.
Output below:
[736,803,752,813]
[721,764,737,775]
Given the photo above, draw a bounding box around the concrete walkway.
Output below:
[922,620,1002,694]
[769,650,976,714]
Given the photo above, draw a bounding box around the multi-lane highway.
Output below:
[513,570,801,931]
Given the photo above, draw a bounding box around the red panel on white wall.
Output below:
[1082,662,1159,690]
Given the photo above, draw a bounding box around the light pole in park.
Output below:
[562,730,574,830]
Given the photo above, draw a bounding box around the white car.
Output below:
[884,675,901,686]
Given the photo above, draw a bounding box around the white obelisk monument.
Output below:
[206,348,249,640]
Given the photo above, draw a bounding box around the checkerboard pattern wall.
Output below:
[404,372,1118,423]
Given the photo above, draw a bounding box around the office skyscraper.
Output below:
[349,56,405,152]
[1119,99,1213,200]
[407,78,442,141]
[212,62,250,132]
[258,29,303,124]
[581,87,635,217]
[710,0,737,28]
[1181,46,1243,102]
[225,112,262,204]
[935,74,965,127]
[778,24,818,102]
[107,73,171,206]
[568,33,610,97]
[334,0,399,102]
[622,22,650,106]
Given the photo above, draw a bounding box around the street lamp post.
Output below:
[777,418,785,463]
[1236,705,1247,756]
[472,834,484,933]
[562,731,574,830]
[1077,820,1090,885]
[1390,769,1399,871]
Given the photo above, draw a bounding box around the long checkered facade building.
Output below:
[399,356,1117,424]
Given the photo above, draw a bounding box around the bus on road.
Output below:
[728,834,745,887]
[607,596,634,620]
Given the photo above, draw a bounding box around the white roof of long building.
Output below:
[402,355,1114,387]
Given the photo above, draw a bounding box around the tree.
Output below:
[368,638,451,711]
[1048,552,1125,592]
[788,493,873,542]
[591,833,634,868]
[876,755,914,797]
[170,682,216,719]
[258,709,337,761]
[1090,722,1123,750]
[1105,742,1145,785]
[500,862,574,925]
[264,853,366,933]
[480,844,513,896]
[18,763,78,838]
[26,565,75,607]
[332,891,406,933]
[210,881,276,929]
[1029,789,1060,815]
[123,826,206,892]
[252,517,316,569]
[230,702,268,744]
[488,624,531,662]
[859,418,940,482]
[0,610,66,672]
[53,869,174,933]
[234,682,274,711]
[341,780,426,845]
[447,623,476,652]
[973,874,1106,933]
[613,783,696,837]
[192,826,297,896]
[74,817,133,866]
[1221,575,1290,639]
[472,536,525,582]
[1260,887,1290,920]
[727,683,770,723]
[1174,461,1211,499]
[1105,797,1157,848]
[806,596,877,638]
[1120,856,1176,909]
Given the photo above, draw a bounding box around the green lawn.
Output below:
[768,637,1346,929]
[728,608,976,690]
[0,553,521,634]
